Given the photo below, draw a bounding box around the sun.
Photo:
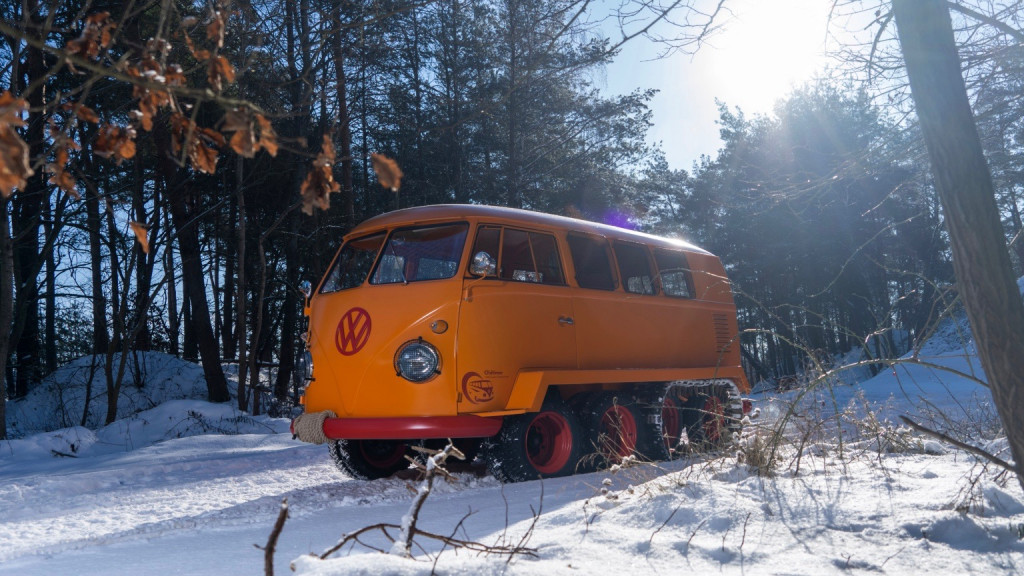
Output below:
[693,0,831,113]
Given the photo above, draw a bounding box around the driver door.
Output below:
[456,225,577,413]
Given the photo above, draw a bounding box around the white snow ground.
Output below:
[1,322,1022,575]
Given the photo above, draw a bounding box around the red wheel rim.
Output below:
[525,411,573,474]
[599,404,638,459]
[358,440,407,469]
[662,396,681,449]
[702,397,725,443]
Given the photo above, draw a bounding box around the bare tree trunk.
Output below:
[167,184,231,403]
[894,0,1024,490]
[43,198,56,373]
[163,196,179,357]
[132,159,153,351]
[235,154,249,411]
[154,121,230,403]
[222,187,236,361]
[0,195,12,440]
[331,2,356,229]
[10,3,47,398]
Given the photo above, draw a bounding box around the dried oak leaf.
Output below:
[94,124,137,164]
[0,91,28,127]
[171,114,224,174]
[0,92,32,197]
[207,56,235,92]
[129,221,150,254]
[299,135,340,215]
[224,109,278,158]
[206,11,226,48]
[0,126,32,198]
[47,148,80,200]
[371,153,402,192]
[68,103,99,124]
[255,114,279,157]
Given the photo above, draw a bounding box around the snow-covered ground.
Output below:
[1,319,1022,575]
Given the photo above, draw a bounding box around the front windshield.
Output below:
[370,223,469,285]
[319,232,387,293]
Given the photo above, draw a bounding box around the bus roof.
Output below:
[352,204,713,256]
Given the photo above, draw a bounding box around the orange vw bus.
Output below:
[291,204,750,482]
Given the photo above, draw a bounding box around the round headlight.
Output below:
[395,340,440,382]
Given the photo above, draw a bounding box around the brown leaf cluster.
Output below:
[94,124,137,164]
[0,91,32,197]
[72,104,100,124]
[222,109,278,158]
[171,114,225,174]
[300,135,340,215]
[371,153,403,191]
[65,12,115,61]
[182,16,235,93]
[127,57,180,131]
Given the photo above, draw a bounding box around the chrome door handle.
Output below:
[558,316,574,326]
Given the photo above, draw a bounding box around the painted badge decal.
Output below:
[335,307,371,356]
[461,372,494,404]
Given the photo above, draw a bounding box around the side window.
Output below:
[320,233,386,293]
[568,234,616,291]
[470,226,565,284]
[471,226,565,284]
[614,242,656,295]
[653,249,694,298]
[529,232,565,285]
[500,229,535,281]
[471,226,500,274]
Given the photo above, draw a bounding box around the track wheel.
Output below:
[661,394,684,457]
[483,397,583,483]
[684,391,731,451]
[584,392,669,470]
[328,439,410,480]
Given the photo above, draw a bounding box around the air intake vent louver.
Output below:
[713,313,732,352]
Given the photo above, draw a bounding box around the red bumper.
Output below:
[320,415,504,440]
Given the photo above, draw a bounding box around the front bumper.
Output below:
[292,412,503,443]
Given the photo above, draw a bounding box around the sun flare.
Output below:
[695,0,830,113]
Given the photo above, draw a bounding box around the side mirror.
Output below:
[299,280,312,299]
[469,251,497,276]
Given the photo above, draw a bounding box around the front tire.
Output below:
[328,439,410,480]
[484,397,583,483]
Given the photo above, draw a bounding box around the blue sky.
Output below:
[601,0,833,171]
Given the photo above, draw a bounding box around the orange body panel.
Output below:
[299,205,749,440]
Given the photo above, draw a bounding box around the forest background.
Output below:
[2,0,1024,443]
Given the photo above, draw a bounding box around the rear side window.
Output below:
[370,223,468,284]
[470,226,565,285]
[568,234,615,291]
[320,232,386,293]
[614,242,656,295]
[653,249,694,298]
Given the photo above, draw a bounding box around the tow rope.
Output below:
[292,410,336,444]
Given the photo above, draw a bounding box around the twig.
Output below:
[739,511,752,558]
[685,519,707,552]
[648,506,680,549]
[899,416,1016,473]
[255,498,289,576]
